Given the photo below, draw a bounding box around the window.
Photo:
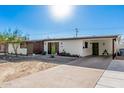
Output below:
[85,42,88,48]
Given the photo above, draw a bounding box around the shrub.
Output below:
[42,51,46,55]
[51,46,56,55]
[50,45,56,58]
[58,51,79,57]
[71,54,80,57]
[58,52,71,56]
[50,55,55,58]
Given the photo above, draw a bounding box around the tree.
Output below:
[0,28,27,56]
[0,32,9,55]
[7,29,26,56]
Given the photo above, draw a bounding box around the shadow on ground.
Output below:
[107,60,124,72]
[0,55,112,70]
[67,56,112,70]
[0,55,77,64]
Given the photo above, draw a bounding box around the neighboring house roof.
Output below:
[43,35,119,41]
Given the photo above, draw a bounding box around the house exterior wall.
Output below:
[81,38,113,56]
[60,40,83,56]
[8,43,27,55]
[44,40,83,56]
[90,39,112,55]
[82,40,92,56]
[44,38,116,57]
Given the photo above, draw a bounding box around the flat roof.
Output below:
[24,35,119,42]
[24,40,43,42]
[43,35,119,41]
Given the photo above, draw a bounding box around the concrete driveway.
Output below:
[1,56,112,88]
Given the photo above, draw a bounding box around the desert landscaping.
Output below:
[0,55,76,86]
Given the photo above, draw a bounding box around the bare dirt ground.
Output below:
[1,56,111,88]
[0,55,76,85]
[115,56,124,60]
[0,61,57,85]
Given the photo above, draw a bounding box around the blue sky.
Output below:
[0,5,124,39]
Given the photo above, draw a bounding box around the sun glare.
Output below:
[50,5,73,20]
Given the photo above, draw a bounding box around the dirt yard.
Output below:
[0,61,57,85]
[0,55,76,86]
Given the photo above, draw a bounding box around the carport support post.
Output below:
[112,39,116,59]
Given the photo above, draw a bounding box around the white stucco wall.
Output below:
[44,40,83,56]
[91,39,112,55]
[60,40,83,56]
[8,43,27,55]
[44,38,115,57]
[81,38,113,56]
[82,40,92,56]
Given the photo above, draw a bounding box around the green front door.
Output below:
[92,43,99,55]
[48,42,59,54]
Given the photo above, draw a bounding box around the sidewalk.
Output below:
[95,60,124,88]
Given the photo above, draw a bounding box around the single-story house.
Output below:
[43,35,120,58]
[0,35,121,59]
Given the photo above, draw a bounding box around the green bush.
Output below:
[51,44,56,58]
[58,51,79,57]
[42,51,46,55]
[50,55,55,58]
[51,45,55,55]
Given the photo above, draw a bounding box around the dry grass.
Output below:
[0,61,57,85]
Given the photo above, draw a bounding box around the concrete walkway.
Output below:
[95,60,124,88]
[1,56,111,88]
